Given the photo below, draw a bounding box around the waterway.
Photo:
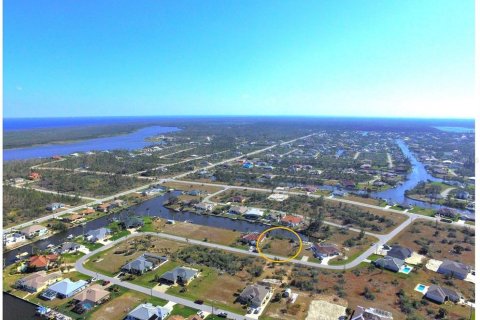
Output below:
[3,126,179,161]
[3,292,40,320]
[4,191,304,267]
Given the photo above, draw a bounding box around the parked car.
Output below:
[217,312,228,318]
[194,299,204,305]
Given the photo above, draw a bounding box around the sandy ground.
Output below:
[306,300,346,320]
[425,259,442,272]
[405,252,426,265]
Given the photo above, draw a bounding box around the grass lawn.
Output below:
[367,254,383,261]
[409,206,436,217]
[74,238,104,251]
[110,230,131,241]
[129,261,181,288]
[166,266,245,314]
[170,304,198,318]
[61,252,86,263]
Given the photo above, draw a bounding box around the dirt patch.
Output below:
[89,291,145,320]
[306,299,346,320]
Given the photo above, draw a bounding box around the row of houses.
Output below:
[4,224,49,246]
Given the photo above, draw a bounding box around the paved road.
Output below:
[6,133,317,232]
[75,233,252,320]
[170,179,474,230]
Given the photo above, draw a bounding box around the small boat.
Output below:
[184,220,193,223]
[46,244,54,249]
[166,219,176,225]
[67,234,74,240]
[16,252,28,258]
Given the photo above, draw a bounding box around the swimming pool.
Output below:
[414,283,428,294]
[399,265,413,274]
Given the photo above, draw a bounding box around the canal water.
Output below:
[3,126,179,161]
[3,292,41,320]
[4,191,304,267]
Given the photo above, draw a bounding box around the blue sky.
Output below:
[3,0,475,118]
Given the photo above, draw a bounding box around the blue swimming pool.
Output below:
[400,265,413,274]
[417,284,426,291]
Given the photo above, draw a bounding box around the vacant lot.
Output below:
[85,236,188,275]
[389,219,475,266]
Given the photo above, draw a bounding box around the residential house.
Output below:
[159,266,199,285]
[3,232,26,246]
[341,180,356,189]
[231,196,246,203]
[437,260,471,280]
[119,215,144,229]
[16,271,62,293]
[243,162,254,169]
[228,206,248,215]
[121,254,168,275]
[425,285,461,304]
[41,279,88,300]
[311,243,340,259]
[238,284,272,308]
[28,254,59,271]
[240,233,264,246]
[81,207,96,215]
[194,202,214,212]
[20,225,48,239]
[281,215,304,227]
[244,208,264,220]
[374,256,404,273]
[46,203,65,211]
[436,208,458,219]
[85,228,111,243]
[109,199,125,210]
[28,172,41,180]
[58,242,81,254]
[96,203,110,213]
[65,214,83,223]
[456,190,470,200]
[351,306,393,320]
[187,190,202,196]
[126,303,172,320]
[73,284,110,306]
[386,245,413,260]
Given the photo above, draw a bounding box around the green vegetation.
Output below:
[170,304,198,317]
[3,185,84,227]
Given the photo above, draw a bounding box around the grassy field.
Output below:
[129,260,181,288]
[162,181,224,194]
[166,266,246,314]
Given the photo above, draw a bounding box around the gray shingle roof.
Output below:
[374,256,404,272]
[386,245,413,260]
[160,266,198,284]
[437,260,471,280]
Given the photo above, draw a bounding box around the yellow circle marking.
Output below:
[256,226,303,263]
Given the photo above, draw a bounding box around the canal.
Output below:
[3,292,41,320]
[4,191,305,267]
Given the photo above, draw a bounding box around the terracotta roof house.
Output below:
[351,306,393,320]
[386,245,413,260]
[81,207,96,215]
[374,256,404,273]
[425,285,461,304]
[240,232,264,246]
[28,172,41,180]
[341,179,356,189]
[159,267,199,285]
[126,303,172,320]
[238,284,271,308]
[281,215,304,227]
[73,284,110,306]
[122,254,168,275]
[437,260,471,280]
[28,254,59,270]
[20,225,48,239]
[311,243,340,258]
[65,214,83,222]
[16,271,62,293]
